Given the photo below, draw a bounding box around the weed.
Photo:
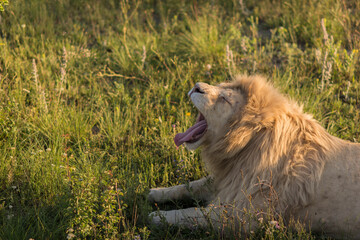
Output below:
[0,0,359,239]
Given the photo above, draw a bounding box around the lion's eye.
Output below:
[221,96,231,105]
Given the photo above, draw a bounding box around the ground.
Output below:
[0,0,359,239]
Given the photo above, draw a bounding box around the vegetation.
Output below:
[0,0,8,12]
[0,0,359,239]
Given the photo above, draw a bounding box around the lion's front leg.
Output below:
[148,176,213,203]
[149,205,224,227]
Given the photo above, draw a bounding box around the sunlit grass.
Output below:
[0,0,359,239]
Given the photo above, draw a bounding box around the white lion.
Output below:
[149,75,360,238]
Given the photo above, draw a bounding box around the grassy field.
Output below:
[0,0,359,239]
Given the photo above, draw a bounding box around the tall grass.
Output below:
[0,0,359,239]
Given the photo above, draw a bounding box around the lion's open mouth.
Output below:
[174,113,208,147]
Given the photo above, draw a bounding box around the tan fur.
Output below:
[149,75,360,238]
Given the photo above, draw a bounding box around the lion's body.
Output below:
[297,141,360,237]
[149,75,360,238]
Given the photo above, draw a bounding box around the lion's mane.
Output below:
[202,75,338,212]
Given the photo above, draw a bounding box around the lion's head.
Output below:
[174,75,292,152]
[174,77,249,150]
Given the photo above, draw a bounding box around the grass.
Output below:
[0,0,359,239]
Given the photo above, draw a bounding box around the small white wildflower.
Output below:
[315,49,322,63]
[206,64,212,71]
[269,220,280,229]
[67,233,76,239]
[9,205,13,209]
[241,38,247,52]
[321,18,329,44]
[269,220,277,225]
[83,49,91,58]
[11,186,17,189]
[21,24,26,28]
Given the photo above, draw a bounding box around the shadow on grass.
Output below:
[0,191,70,240]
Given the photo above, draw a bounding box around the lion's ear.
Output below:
[243,88,286,127]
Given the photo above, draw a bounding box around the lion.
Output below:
[148,75,360,238]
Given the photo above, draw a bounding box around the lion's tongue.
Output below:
[174,120,207,147]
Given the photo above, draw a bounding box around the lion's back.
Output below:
[297,139,360,238]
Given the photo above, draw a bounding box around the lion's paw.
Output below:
[148,210,167,225]
[148,188,159,203]
[148,188,167,203]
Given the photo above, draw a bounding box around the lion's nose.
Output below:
[188,83,207,97]
[194,84,205,94]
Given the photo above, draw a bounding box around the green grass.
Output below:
[0,0,359,239]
